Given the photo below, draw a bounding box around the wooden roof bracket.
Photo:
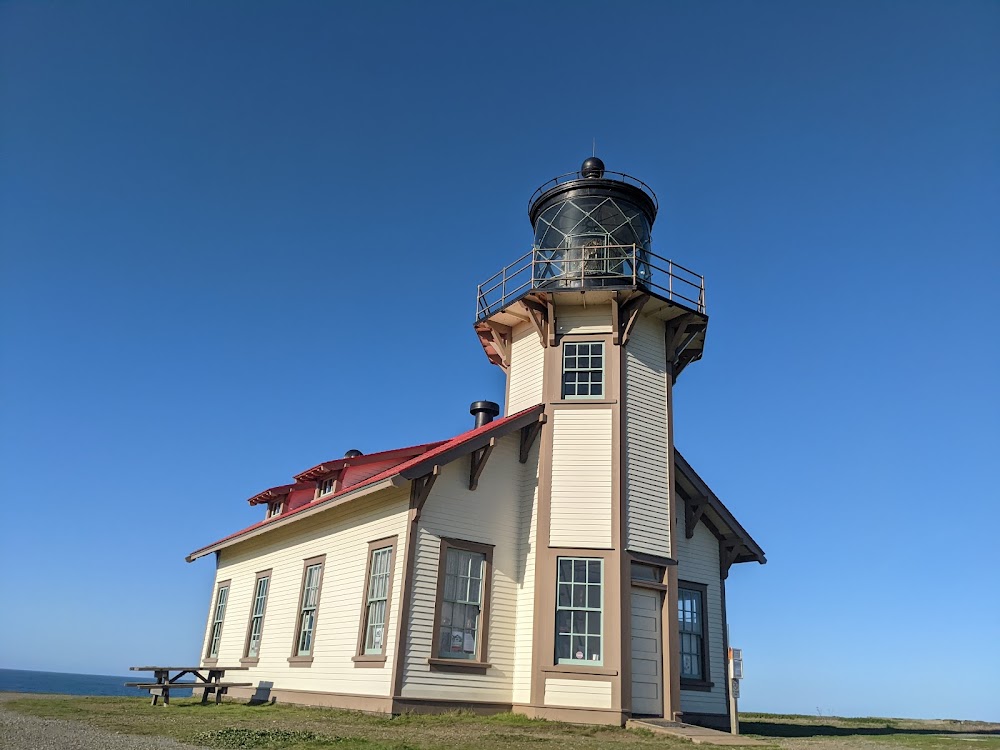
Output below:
[475,320,512,371]
[685,492,709,539]
[469,437,496,491]
[546,298,557,347]
[484,320,512,370]
[719,535,744,580]
[519,412,547,463]
[521,297,550,348]
[618,294,648,346]
[410,466,440,521]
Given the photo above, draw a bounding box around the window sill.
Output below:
[681,679,715,692]
[427,658,491,674]
[352,655,387,668]
[552,399,618,406]
[287,656,314,668]
[543,665,618,677]
[201,658,218,667]
[239,657,259,667]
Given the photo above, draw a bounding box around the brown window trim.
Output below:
[288,554,326,666]
[427,657,491,674]
[558,338,609,401]
[353,536,398,668]
[543,332,618,405]
[541,665,619,677]
[681,678,715,692]
[352,654,388,667]
[240,568,272,666]
[203,578,231,665]
[678,579,712,690]
[430,537,493,670]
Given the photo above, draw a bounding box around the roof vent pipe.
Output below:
[344,449,363,458]
[470,401,500,429]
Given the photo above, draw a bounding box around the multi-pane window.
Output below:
[317,477,336,497]
[363,547,393,655]
[296,563,323,656]
[555,558,603,664]
[562,342,604,399]
[437,547,486,660]
[678,586,706,680]
[207,583,229,659]
[245,575,270,658]
[267,501,283,519]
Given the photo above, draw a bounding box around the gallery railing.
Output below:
[475,245,706,321]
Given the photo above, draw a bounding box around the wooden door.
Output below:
[630,586,664,716]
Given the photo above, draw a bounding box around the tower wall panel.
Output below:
[624,314,671,558]
[549,408,614,549]
[507,322,545,415]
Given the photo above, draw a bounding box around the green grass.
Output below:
[3,696,997,750]
[741,713,1000,750]
[0,696,696,750]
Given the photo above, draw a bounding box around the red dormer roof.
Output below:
[294,443,446,483]
[186,404,545,562]
[246,483,304,506]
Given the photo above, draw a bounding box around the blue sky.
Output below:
[1,0,997,722]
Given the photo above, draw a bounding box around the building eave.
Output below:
[674,449,767,565]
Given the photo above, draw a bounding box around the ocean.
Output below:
[0,668,191,697]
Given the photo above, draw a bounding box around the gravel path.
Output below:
[0,693,201,750]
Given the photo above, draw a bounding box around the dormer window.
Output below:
[267,501,283,519]
[316,477,336,498]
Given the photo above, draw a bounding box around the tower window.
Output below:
[555,557,603,665]
[562,342,604,399]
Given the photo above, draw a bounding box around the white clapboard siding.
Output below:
[401,434,532,703]
[624,314,671,558]
[511,438,539,704]
[550,408,613,548]
[675,494,727,715]
[203,488,409,697]
[543,678,613,709]
[507,322,544,415]
[555,305,613,334]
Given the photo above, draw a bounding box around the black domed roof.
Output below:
[581,157,605,178]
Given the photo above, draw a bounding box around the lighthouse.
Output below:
[474,157,713,719]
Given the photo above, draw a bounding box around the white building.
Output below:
[187,157,765,728]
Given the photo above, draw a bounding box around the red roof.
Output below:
[294,442,445,482]
[186,404,545,562]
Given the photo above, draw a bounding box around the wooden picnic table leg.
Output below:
[151,670,168,707]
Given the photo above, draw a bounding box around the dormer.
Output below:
[246,484,296,520]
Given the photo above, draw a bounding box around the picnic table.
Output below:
[126,665,252,706]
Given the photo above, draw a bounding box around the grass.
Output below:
[2,695,997,750]
[741,713,1000,750]
[0,695,695,750]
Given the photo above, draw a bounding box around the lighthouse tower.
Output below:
[474,157,708,721]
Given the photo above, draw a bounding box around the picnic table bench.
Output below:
[127,665,251,706]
